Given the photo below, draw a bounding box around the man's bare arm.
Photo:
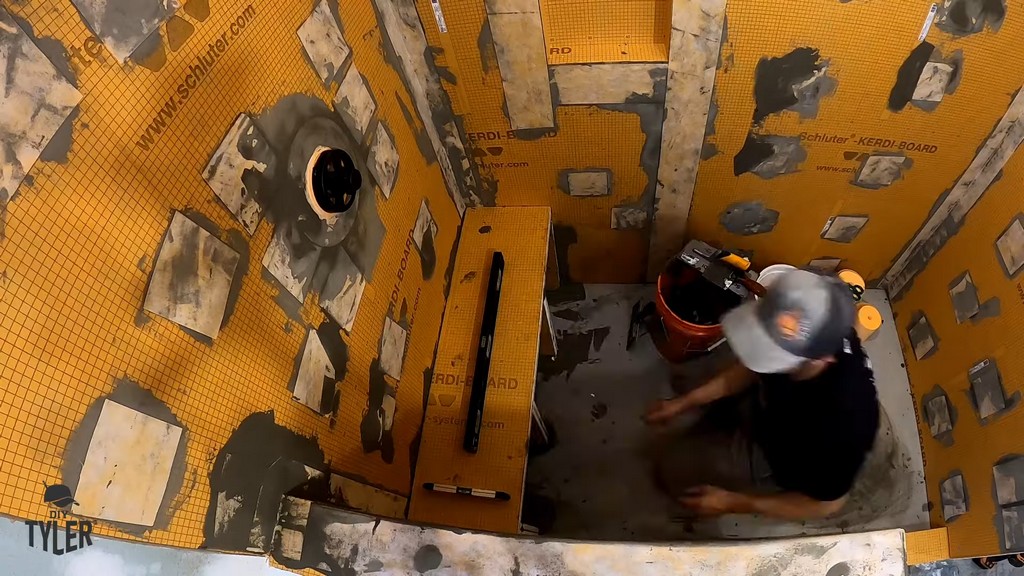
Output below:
[731,491,847,520]
[681,362,757,409]
[645,362,756,424]
[681,485,847,520]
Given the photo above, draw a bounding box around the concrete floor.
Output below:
[527,284,929,541]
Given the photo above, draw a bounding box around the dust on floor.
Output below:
[527,284,928,541]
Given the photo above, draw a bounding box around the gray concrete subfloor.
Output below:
[527,284,929,541]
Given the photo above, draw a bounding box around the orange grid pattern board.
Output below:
[417,0,656,283]
[409,207,549,534]
[0,0,459,547]
[894,150,1024,558]
[539,0,670,64]
[687,0,1024,280]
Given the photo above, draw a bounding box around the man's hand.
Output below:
[644,397,690,426]
[678,485,747,517]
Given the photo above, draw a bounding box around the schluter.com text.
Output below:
[137,5,256,151]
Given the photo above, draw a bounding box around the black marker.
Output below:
[423,482,511,501]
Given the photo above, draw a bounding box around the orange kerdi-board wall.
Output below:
[894,149,1024,559]
[1,0,461,549]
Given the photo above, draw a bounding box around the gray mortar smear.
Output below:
[594,72,666,250]
[203,411,329,552]
[442,221,462,298]
[548,225,586,303]
[372,0,488,208]
[702,94,720,160]
[971,297,1001,324]
[752,47,833,124]
[719,201,779,236]
[889,42,933,112]
[751,135,807,179]
[253,94,384,280]
[936,0,1006,36]
[396,92,437,164]
[538,326,611,380]
[60,377,188,537]
[477,18,497,74]
[360,358,396,463]
[12,13,79,164]
[921,384,957,446]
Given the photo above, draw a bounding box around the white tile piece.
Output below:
[413,200,438,251]
[997,216,1024,277]
[913,61,954,102]
[551,63,665,105]
[380,317,409,380]
[855,155,906,188]
[1005,505,1024,551]
[333,64,376,141]
[202,114,275,234]
[994,458,1024,506]
[949,272,979,324]
[293,330,336,413]
[70,0,181,62]
[611,206,648,229]
[940,474,967,521]
[368,123,399,198]
[485,0,554,130]
[297,0,350,86]
[822,215,869,243]
[807,258,842,273]
[319,249,366,333]
[75,400,182,526]
[926,395,952,436]
[0,8,83,203]
[329,474,407,518]
[143,212,240,339]
[262,222,321,304]
[908,314,937,360]
[567,171,611,197]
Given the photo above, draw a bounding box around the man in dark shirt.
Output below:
[645,269,879,520]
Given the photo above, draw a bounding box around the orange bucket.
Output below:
[653,259,743,361]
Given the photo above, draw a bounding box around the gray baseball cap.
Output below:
[722,269,856,374]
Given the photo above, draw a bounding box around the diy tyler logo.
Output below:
[25,483,94,555]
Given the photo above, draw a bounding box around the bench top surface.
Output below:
[409,206,551,533]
